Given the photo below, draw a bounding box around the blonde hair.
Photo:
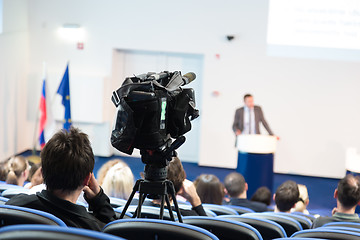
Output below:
[101,160,134,200]
[6,156,29,186]
[293,184,309,213]
[97,159,121,185]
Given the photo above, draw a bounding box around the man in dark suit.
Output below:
[232,94,274,136]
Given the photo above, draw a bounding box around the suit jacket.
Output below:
[232,105,274,135]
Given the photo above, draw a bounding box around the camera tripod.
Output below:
[118,137,185,222]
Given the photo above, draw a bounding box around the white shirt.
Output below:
[243,106,256,134]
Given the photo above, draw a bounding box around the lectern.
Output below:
[236,134,277,198]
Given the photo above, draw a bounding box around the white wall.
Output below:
[0,0,31,160]
[2,0,360,178]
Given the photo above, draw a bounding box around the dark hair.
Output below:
[194,174,224,205]
[41,128,94,192]
[337,174,360,209]
[243,94,253,101]
[251,186,272,206]
[275,180,299,212]
[224,172,246,197]
[167,157,186,193]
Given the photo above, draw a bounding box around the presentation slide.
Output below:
[267,0,360,61]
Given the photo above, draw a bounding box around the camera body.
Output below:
[111,71,198,170]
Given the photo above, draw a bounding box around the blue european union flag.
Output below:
[57,64,72,131]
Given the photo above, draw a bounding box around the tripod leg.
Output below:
[159,194,165,220]
[166,180,183,223]
[165,194,176,221]
[119,179,142,219]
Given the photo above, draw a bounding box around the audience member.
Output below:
[291,184,310,214]
[312,174,360,228]
[146,156,207,216]
[24,163,43,189]
[194,174,224,205]
[251,186,272,206]
[5,156,30,186]
[223,172,267,212]
[101,160,134,200]
[0,159,9,181]
[96,159,121,185]
[6,128,116,231]
[274,180,299,213]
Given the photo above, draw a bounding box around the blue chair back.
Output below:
[0,196,9,204]
[116,205,178,220]
[0,205,66,227]
[292,211,316,222]
[292,228,360,239]
[103,218,219,240]
[202,203,239,215]
[242,212,302,236]
[2,188,31,198]
[322,221,360,229]
[0,183,25,194]
[183,216,263,240]
[227,205,255,214]
[218,215,287,240]
[0,224,124,240]
[178,203,217,217]
[274,212,312,229]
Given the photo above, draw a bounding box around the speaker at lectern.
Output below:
[236,134,277,198]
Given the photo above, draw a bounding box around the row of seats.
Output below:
[3,203,360,240]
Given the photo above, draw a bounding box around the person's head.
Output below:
[6,156,30,186]
[274,180,299,212]
[167,156,186,194]
[251,186,272,206]
[335,174,360,210]
[97,159,121,185]
[224,172,247,198]
[293,184,309,213]
[244,94,254,108]
[27,163,43,188]
[101,160,134,200]
[194,174,224,205]
[41,128,94,192]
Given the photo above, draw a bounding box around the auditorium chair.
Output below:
[0,196,9,204]
[109,197,127,208]
[322,221,360,229]
[177,203,217,217]
[292,211,316,222]
[116,205,179,220]
[0,183,26,194]
[0,224,125,240]
[218,215,287,240]
[242,212,302,236]
[202,203,239,215]
[1,188,31,198]
[103,218,219,240]
[226,205,255,214]
[291,228,360,239]
[274,212,312,229]
[0,205,66,227]
[182,216,263,240]
[319,226,360,234]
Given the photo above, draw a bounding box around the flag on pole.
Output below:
[39,78,47,148]
[57,63,72,131]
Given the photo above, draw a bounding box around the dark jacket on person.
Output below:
[312,212,360,228]
[225,198,268,212]
[6,188,116,231]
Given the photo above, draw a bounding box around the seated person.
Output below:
[194,174,224,205]
[274,180,299,213]
[223,172,267,212]
[312,174,360,228]
[6,128,116,231]
[251,186,272,206]
[101,159,134,200]
[145,156,207,216]
[24,163,43,189]
[4,156,30,187]
[291,184,310,214]
[97,159,122,185]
